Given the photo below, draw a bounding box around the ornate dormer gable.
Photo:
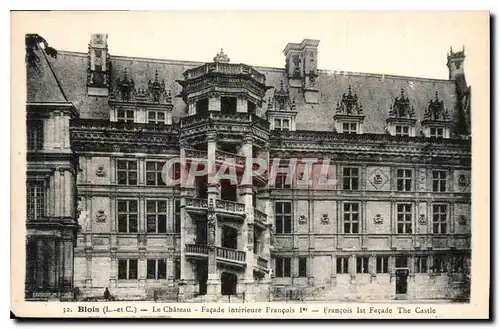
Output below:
[266,80,297,131]
[87,33,111,97]
[333,85,365,134]
[109,69,173,125]
[213,48,230,63]
[386,89,417,137]
[421,91,452,138]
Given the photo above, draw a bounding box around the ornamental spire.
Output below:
[213,48,230,63]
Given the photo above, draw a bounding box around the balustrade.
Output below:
[216,246,246,263]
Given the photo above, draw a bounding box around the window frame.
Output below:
[342,122,358,134]
[336,257,349,274]
[298,257,308,278]
[415,256,428,273]
[27,119,44,151]
[146,259,167,280]
[430,127,444,138]
[275,257,292,278]
[397,203,413,234]
[356,256,369,274]
[26,180,45,221]
[147,111,166,124]
[395,256,408,268]
[174,199,181,233]
[396,169,413,192]
[117,109,135,123]
[395,125,410,136]
[117,199,138,233]
[432,204,448,234]
[146,161,166,186]
[117,159,138,186]
[146,199,168,234]
[118,259,138,280]
[432,170,447,192]
[343,167,359,190]
[376,256,389,274]
[275,201,292,234]
[343,202,360,234]
[432,255,448,274]
[274,118,290,131]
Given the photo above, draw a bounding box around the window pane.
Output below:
[158,260,167,279]
[129,215,138,232]
[147,215,157,233]
[118,260,127,279]
[147,260,156,279]
[128,260,138,279]
[158,215,167,233]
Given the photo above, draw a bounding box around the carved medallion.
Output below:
[457,174,470,191]
[299,215,307,224]
[373,214,383,224]
[418,214,426,224]
[96,210,107,223]
[457,215,467,225]
[320,213,329,225]
[368,168,389,190]
[95,164,106,177]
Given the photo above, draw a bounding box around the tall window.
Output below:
[118,200,138,233]
[147,200,167,233]
[117,109,134,123]
[146,161,166,186]
[148,111,165,124]
[395,125,410,136]
[396,169,412,191]
[27,120,44,150]
[395,256,408,268]
[430,127,444,138]
[342,122,358,134]
[432,204,448,233]
[336,257,349,274]
[174,258,181,280]
[397,203,413,234]
[174,199,181,233]
[376,256,389,273]
[147,259,167,280]
[275,202,292,234]
[343,202,360,234]
[356,256,369,274]
[26,181,45,221]
[275,257,291,278]
[343,167,359,190]
[275,173,292,189]
[274,118,290,131]
[118,259,138,280]
[432,170,447,192]
[432,255,448,273]
[298,257,307,277]
[451,255,466,273]
[415,256,428,273]
[117,160,138,185]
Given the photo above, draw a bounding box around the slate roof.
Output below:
[37,47,463,134]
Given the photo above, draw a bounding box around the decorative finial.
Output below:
[348,85,352,95]
[213,48,230,63]
[123,68,128,80]
[154,70,159,83]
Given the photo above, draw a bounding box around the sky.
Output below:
[13,11,488,80]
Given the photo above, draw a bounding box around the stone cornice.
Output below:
[27,102,79,119]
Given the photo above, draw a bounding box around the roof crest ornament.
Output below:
[213,48,230,63]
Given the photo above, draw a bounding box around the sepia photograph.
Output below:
[10,10,490,319]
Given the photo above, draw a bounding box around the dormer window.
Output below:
[333,86,365,134]
[266,80,297,131]
[148,111,166,124]
[395,125,410,136]
[342,122,358,134]
[430,127,445,138]
[274,118,290,131]
[117,109,134,123]
[421,92,451,139]
[386,89,416,137]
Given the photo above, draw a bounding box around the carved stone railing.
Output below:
[215,150,246,167]
[71,118,179,133]
[185,149,208,159]
[216,247,246,263]
[257,256,269,269]
[184,63,266,85]
[254,209,267,226]
[185,198,208,210]
[185,244,209,256]
[215,199,245,215]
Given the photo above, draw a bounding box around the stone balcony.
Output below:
[255,255,270,274]
[184,244,246,269]
[215,199,246,219]
[183,62,266,85]
[184,198,209,214]
[216,246,246,267]
[254,209,268,228]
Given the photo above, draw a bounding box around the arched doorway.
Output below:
[220,272,237,296]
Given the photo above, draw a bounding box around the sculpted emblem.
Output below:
[96,210,107,223]
[373,214,383,224]
[419,214,426,224]
[320,214,329,225]
[299,215,307,224]
[457,215,467,225]
[95,164,106,177]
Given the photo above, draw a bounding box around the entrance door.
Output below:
[197,261,208,295]
[395,269,409,294]
[221,272,237,295]
[221,226,238,249]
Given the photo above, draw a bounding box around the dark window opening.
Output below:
[221,97,237,114]
[221,225,238,249]
[248,101,257,115]
[298,257,307,277]
[275,201,292,234]
[196,221,207,245]
[336,257,349,274]
[220,179,237,202]
[275,257,291,278]
[196,98,209,117]
[356,256,369,274]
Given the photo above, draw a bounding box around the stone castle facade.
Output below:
[25,34,471,302]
